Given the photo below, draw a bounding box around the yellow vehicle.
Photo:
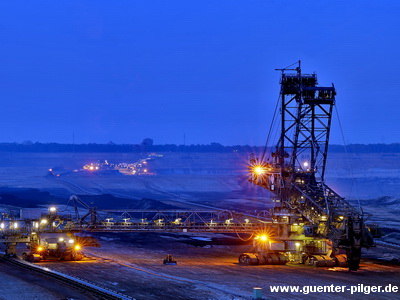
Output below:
[22,233,84,262]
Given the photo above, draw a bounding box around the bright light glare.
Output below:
[254,234,268,241]
[253,166,265,175]
[74,244,81,251]
[37,246,43,252]
[40,219,48,225]
[68,239,74,244]
[303,161,309,168]
[49,206,57,213]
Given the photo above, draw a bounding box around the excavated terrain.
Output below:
[0,151,399,299]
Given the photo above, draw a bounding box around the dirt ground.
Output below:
[1,152,399,299]
[0,257,96,300]
[27,232,400,300]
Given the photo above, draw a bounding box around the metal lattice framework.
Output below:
[248,61,375,270]
[0,208,273,237]
[64,208,268,233]
[276,62,335,181]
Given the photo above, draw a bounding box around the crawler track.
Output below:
[0,256,133,300]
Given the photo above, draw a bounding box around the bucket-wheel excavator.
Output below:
[242,61,376,271]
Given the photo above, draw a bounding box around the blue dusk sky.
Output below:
[0,0,399,145]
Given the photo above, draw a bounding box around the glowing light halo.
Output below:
[252,165,266,175]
